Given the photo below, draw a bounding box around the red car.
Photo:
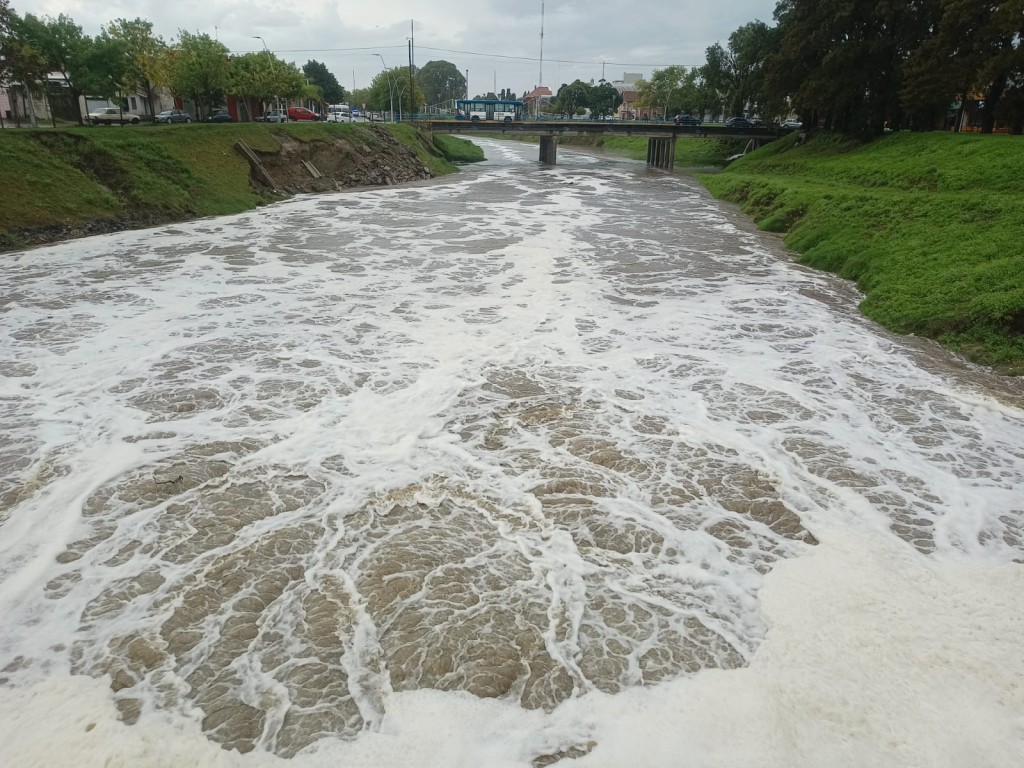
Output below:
[287,106,320,121]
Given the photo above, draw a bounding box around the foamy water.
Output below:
[2,140,1023,767]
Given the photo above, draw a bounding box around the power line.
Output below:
[231,43,702,70]
[417,45,701,69]
[232,45,408,55]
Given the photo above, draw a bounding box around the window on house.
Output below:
[130,97,137,111]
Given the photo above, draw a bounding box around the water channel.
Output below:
[1,139,1023,767]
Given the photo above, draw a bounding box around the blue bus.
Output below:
[455,99,525,123]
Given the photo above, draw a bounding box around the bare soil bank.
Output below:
[245,126,435,194]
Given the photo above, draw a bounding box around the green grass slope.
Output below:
[0,123,478,250]
[700,132,1024,373]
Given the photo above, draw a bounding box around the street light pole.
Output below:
[375,53,395,124]
[253,36,280,118]
[396,82,407,121]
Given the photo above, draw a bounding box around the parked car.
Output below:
[351,108,360,117]
[155,109,192,124]
[779,119,803,130]
[287,106,320,121]
[725,116,754,128]
[204,110,233,123]
[259,109,288,123]
[673,114,701,126]
[88,107,140,126]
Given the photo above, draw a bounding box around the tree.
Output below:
[702,43,737,117]
[416,59,466,107]
[366,67,422,118]
[1,2,50,127]
[0,0,14,84]
[554,79,591,117]
[86,31,129,103]
[765,0,941,134]
[104,18,166,117]
[230,50,303,116]
[168,31,231,119]
[904,0,1023,133]
[18,13,111,124]
[681,68,718,119]
[587,79,622,118]
[637,65,688,117]
[349,86,371,112]
[303,59,344,104]
[726,21,779,118]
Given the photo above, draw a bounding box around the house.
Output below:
[1,75,173,125]
[523,86,552,114]
[611,73,642,120]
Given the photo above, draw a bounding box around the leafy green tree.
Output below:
[554,79,591,117]
[699,45,733,117]
[87,31,129,103]
[168,31,231,118]
[230,50,303,116]
[587,79,621,118]
[416,59,466,107]
[103,18,166,117]
[303,59,344,104]
[0,0,14,83]
[765,0,940,134]
[17,13,107,124]
[903,0,1023,134]
[300,80,323,112]
[3,4,53,126]
[682,68,717,119]
[366,67,422,117]
[349,86,371,112]
[637,65,688,117]
[726,21,779,118]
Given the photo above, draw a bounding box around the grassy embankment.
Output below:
[700,132,1024,373]
[0,122,482,251]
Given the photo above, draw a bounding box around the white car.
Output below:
[259,110,289,123]
[88,107,140,126]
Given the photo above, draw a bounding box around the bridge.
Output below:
[411,119,780,169]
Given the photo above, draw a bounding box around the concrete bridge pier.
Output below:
[646,137,676,170]
[539,136,558,165]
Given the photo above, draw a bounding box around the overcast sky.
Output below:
[12,0,779,100]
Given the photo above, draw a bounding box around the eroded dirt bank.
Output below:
[0,123,470,252]
[247,126,436,194]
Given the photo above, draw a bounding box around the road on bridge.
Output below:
[412,118,780,142]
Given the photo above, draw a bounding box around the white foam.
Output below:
[2,139,1024,765]
[3,534,1021,767]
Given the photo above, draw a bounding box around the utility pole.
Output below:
[537,0,545,116]
[408,38,414,117]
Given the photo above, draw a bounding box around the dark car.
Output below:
[155,109,192,124]
[673,114,701,126]
[725,116,754,128]
[205,110,233,123]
